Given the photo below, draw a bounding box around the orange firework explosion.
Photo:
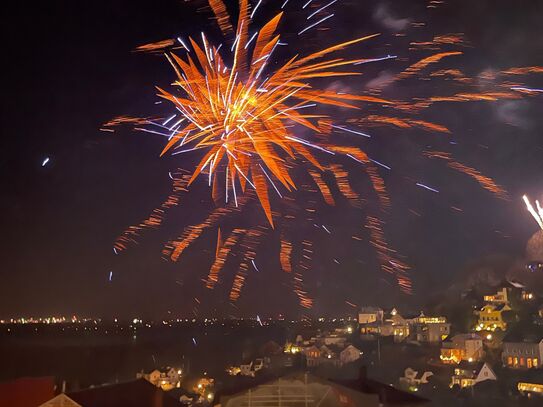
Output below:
[109,0,542,310]
[156,21,387,225]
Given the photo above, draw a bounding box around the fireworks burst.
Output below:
[108,0,542,310]
[523,195,543,231]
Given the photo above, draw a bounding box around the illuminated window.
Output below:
[520,357,525,366]
[527,358,533,368]
[514,357,519,366]
[534,358,539,367]
[507,357,512,365]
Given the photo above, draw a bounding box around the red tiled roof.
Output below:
[0,376,55,407]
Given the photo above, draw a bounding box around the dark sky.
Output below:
[1,0,542,319]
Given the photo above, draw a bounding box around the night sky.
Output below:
[1,0,542,319]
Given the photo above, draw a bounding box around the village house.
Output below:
[239,358,265,377]
[359,307,410,342]
[304,345,322,367]
[483,280,531,308]
[440,333,484,364]
[339,344,362,365]
[483,287,510,305]
[518,381,543,397]
[321,334,347,347]
[399,367,434,391]
[502,333,543,369]
[136,367,182,390]
[410,312,450,343]
[358,307,384,325]
[389,309,410,342]
[303,343,360,368]
[449,362,497,388]
[475,303,511,332]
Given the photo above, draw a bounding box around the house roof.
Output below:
[0,376,56,407]
[359,306,383,313]
[452,333,482,342]
[505,279,526,289]
[213,369,427,406]
[456,360,486,372]
[212,371,285,404]
[39,393,83,407]
[341,344,361,353]
[214,371,379,406]
[68,379,182,407]
[331,373,429,404]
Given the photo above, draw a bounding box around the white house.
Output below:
[399,367,434,390]
[340,345,361,364]
[358,307,384,324]
[441,333,484,364]
[240,362,255,377]
[322,335,347,347]
[450,362,497,388]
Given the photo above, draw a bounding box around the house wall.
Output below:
[465,339,483,360]
[502,341,542,369]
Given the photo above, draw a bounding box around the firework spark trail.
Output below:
[206,228,246,288]
[229,227,266,301]
[500,66,543,76]
[134,39,176,53]
[386,51,463,86]
[294,239,314,309]
[329,164,362,207]
[280,234,293,273]
[409,33,467,50]
[511,86,543,93]
[308,168,335,205]
[425,151,508,200]
[163,193,250,261]
[401,91,523,112]
[354,115,451,134]
[366,215,411,294]
[114,173,191,252]
[103,115,150,130]
[523,195,543,231]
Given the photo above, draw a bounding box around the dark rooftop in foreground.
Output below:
[213,367,428,406]
[67,378,181,407]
